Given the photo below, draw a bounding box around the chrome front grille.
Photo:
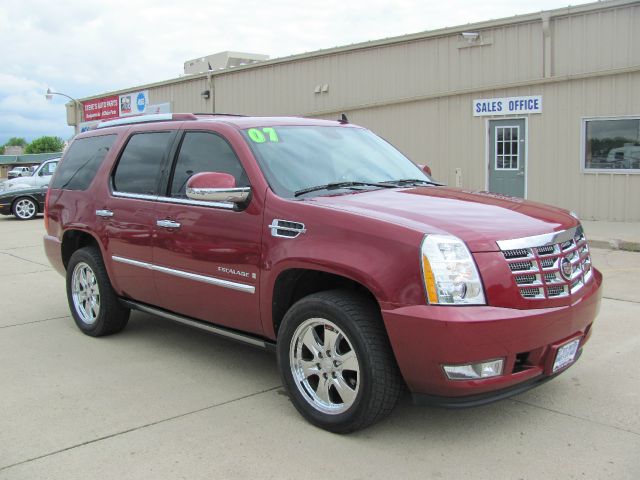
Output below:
[499,225,592,300]
[509,260,534,272]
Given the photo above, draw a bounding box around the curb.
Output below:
[588,239,640,252]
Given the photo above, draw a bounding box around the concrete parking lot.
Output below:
[0,216,638,479]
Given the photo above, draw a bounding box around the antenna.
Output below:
[339,113,349,124]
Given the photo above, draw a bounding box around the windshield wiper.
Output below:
[381,178,444,187]
[294,181,396,197]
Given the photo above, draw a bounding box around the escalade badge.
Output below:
[560,257,573,280]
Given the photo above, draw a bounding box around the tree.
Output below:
[5,137,28,147]
[24,136,65,154]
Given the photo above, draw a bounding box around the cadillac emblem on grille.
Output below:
[560,256,573,280]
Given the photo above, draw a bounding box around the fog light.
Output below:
[443,359,504,380]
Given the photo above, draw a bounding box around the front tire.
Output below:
[277,290,402,433]
[12,197,37,220]
[66,247,130,336]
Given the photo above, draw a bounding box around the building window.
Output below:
[584,118,640,172]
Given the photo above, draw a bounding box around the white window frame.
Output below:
[581,115,640,174]
[494,125,520,171]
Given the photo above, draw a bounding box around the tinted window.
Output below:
[584,118,640,171]
[113,132,174,194]
[169,132,248,198]
[51,136,115,190]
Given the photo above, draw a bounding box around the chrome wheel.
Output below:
[71,262,101,325]
[289,318,360,415]
[14,198,36,219]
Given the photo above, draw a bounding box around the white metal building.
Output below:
[68,0,640,221]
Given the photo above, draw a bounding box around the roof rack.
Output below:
[95,113,198,129]
[193,113,247,117]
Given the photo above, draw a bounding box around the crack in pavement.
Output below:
[0,385,281,473]
[0,251,51,268]
[0,315,69,329]
[603,296,640,305]
[0,244,42,251]
[510,398,640,437]
[0,269,51,278]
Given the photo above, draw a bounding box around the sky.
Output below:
[0,0,593,145]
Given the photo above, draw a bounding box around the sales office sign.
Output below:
[473,95,542,116]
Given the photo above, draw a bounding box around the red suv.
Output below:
[44,113,602,432]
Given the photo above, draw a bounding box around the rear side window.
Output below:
[169,132,248,198]
[113,132,174,195]
[50,135,115,190]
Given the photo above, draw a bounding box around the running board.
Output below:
[121,299,276,351]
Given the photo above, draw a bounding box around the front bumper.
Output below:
[382,268,602,402]
[0,202,11,215]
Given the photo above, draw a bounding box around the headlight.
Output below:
[421,234,485,305]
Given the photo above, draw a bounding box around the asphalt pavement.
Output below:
[0,216,638,479]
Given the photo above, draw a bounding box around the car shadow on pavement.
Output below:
[119,310,566,441]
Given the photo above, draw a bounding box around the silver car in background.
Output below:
[1,158,60,191]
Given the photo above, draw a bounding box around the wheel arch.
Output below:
[270,267,382,338]
[61,229,102,270]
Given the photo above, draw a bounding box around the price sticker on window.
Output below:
[247,127,279,143]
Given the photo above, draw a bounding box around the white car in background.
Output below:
[2,158,60,191]
[7,166,33,179]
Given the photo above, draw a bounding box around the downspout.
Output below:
[207,73,215,113]
[541,13,552,78]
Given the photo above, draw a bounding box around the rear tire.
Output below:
[277,290,402,433]
[66,247,130,336]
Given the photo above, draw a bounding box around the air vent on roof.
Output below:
[183,51,269,74]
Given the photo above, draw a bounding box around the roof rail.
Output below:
[96,113,198,129]
[193,113,247,117]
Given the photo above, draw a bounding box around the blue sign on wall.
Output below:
[473,96,542,116]
[136,92,147,112]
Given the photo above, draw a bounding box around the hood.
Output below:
[308,187,578,252]
[1,177,35,190]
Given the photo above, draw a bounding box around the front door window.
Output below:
[495,126,519,170]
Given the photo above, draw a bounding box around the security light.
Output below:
[461,32,480,43]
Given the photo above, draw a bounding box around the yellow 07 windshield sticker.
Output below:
[247,127,279,143]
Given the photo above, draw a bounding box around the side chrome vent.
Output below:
[269,219,306,239]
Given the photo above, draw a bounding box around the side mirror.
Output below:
[186,172,251,205]
[418,164,432,177]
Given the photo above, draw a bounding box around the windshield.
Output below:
[241,126,432,198]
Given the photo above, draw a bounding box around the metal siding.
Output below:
[215,20,547,116]
[552,4,640,76]
[149,78,210,113]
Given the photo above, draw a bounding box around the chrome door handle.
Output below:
[96,209,114,218]
[156,219,181,229]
